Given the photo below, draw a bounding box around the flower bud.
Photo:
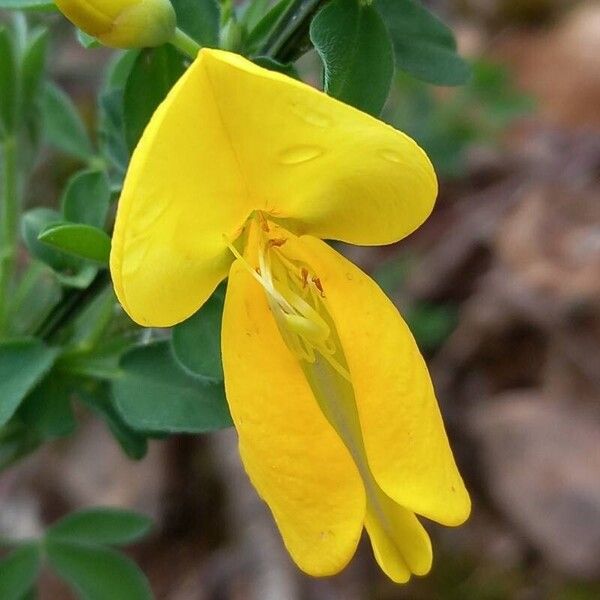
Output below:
[55,0,177,49]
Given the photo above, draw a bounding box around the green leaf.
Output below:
[0,27,17,134]
[393,40,470,87]
[22,208,97,288]
[0,339,58,427]
[22,208,65,268]
[0,544,41,600]
[18,374,76,440]
[47,508,152,546]
[61,170,111,229]
[79,385,148,460]
[244,0,294,54]
[42,83,95,161]
[0,0,56,10]
[123,45,186,152]
[98,51,139,184]
[376,0,470,85]
[38,223,111,265]
[240,0,271,31]
[172,288,224,383]
[113,341,232,433]
[106,50,140,90]
[376,0,456,50]
[171,0,219,46]
[310,0,394,116]
[20,28,47,120]
[46,540,152,600]
[99,89,128,183]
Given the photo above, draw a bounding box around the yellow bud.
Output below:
[55,0,177,49]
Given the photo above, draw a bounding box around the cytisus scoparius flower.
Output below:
[110,49,470,583]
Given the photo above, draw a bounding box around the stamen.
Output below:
[258,211,270,232]
[222,233,294,313]
[223,224,351,383]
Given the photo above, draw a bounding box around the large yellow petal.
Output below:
[110,54,251,327]
[112,48,436,326]
[199,50,437,245]
[293,236,471,526]
[221,260,366,576]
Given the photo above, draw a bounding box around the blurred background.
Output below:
[1,0,600,598]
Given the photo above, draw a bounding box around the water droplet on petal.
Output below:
[380,149,403,163]
[290,103,332,128]
[279,145,324,165]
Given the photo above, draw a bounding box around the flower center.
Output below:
[224,214,350,380]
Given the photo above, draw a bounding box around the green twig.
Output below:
[170,27,202,59]
[262,0,325,63]
[36,271,110,341]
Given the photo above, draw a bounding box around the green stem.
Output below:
[0,135,19,336]
[262,0,325,62]
[36,271,110,341]
[170,27,202,59]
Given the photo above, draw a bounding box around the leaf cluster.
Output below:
[0,508,153,600]
[0,14,233,472]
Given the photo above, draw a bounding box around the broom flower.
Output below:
[110,49,470,582]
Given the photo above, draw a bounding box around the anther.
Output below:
[312,277,325,297]
[301,268,309,288]
[268,238,287,248]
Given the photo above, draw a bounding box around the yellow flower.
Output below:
[110,49,470,582]
[54,0,176,48]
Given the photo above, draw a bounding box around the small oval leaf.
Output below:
[38,223,111,265]
[47,508,153,546]
[61,169,111,229]
[123,46,186,152]
[42,83,95,161]
[46,540,152,600]
[172,289,224,383]
[0,338,58,427]
[0,544,41,600]
[375,0,471,86]
[310,0,394,116]
[113,342,232,433]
